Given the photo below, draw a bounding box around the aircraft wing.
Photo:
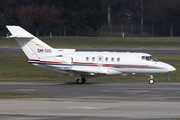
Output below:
[68,68,108,78]
[37,63,107,78]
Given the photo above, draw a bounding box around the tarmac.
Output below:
[0,81,180,120]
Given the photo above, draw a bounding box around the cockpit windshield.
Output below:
[142,56,159,62]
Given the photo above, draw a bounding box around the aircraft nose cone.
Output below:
[161,62,176,73]
[167,65,176,72]
[170,66,176,72]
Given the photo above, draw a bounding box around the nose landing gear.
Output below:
[149,75,155,84]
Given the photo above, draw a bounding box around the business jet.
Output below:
[6,26,176,84]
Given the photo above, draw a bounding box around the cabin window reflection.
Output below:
[99,57,102,62]
[92,57,95,61]
[111,57,114,62]
[117,58,120,62]
[105,57,108,62]
[86,57,89,61]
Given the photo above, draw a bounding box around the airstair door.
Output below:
[97,56,103,67]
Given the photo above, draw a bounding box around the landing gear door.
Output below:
[97,56,103,67]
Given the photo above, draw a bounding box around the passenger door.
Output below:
[97,56,103,67]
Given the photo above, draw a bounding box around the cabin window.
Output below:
[111,57,114,62]
[86,57,89,61]
[92,57,95,61]
[99,57,102,62]
[105,57,108,62]
[117,58,120,62]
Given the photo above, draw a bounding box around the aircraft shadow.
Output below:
[58,81,100,85]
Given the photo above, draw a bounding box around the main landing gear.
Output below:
[76,77,86,84]
[149,75,155,84]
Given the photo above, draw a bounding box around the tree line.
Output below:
[0,0,180,36]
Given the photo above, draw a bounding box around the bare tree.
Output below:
[18,6,33,28]
[100,0,111,25]
[48,5,65,36]
[161,1,180,36]
[100,0,132,25]
[135,0,144,36]
[133,0,152,36]
[111,0,130,24]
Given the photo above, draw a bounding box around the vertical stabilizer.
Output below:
[6,26,53,59]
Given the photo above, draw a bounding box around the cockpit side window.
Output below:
[146,56,150,60]
[150,56,159,61]
[142,56,159,62]
[142,56,146,60]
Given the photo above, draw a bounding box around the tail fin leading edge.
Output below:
[6,26,53,59]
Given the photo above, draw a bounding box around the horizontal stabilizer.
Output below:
[6,26,34,38]
[8,35,34,39]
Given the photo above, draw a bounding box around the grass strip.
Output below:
[1,37,180,48]
[0,92,52,99]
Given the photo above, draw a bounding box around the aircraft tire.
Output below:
[149,79,154,84]
[77,79,83,84]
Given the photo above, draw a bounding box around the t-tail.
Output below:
[6,26,53,59]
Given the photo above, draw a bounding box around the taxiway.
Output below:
[0,82,180,120]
